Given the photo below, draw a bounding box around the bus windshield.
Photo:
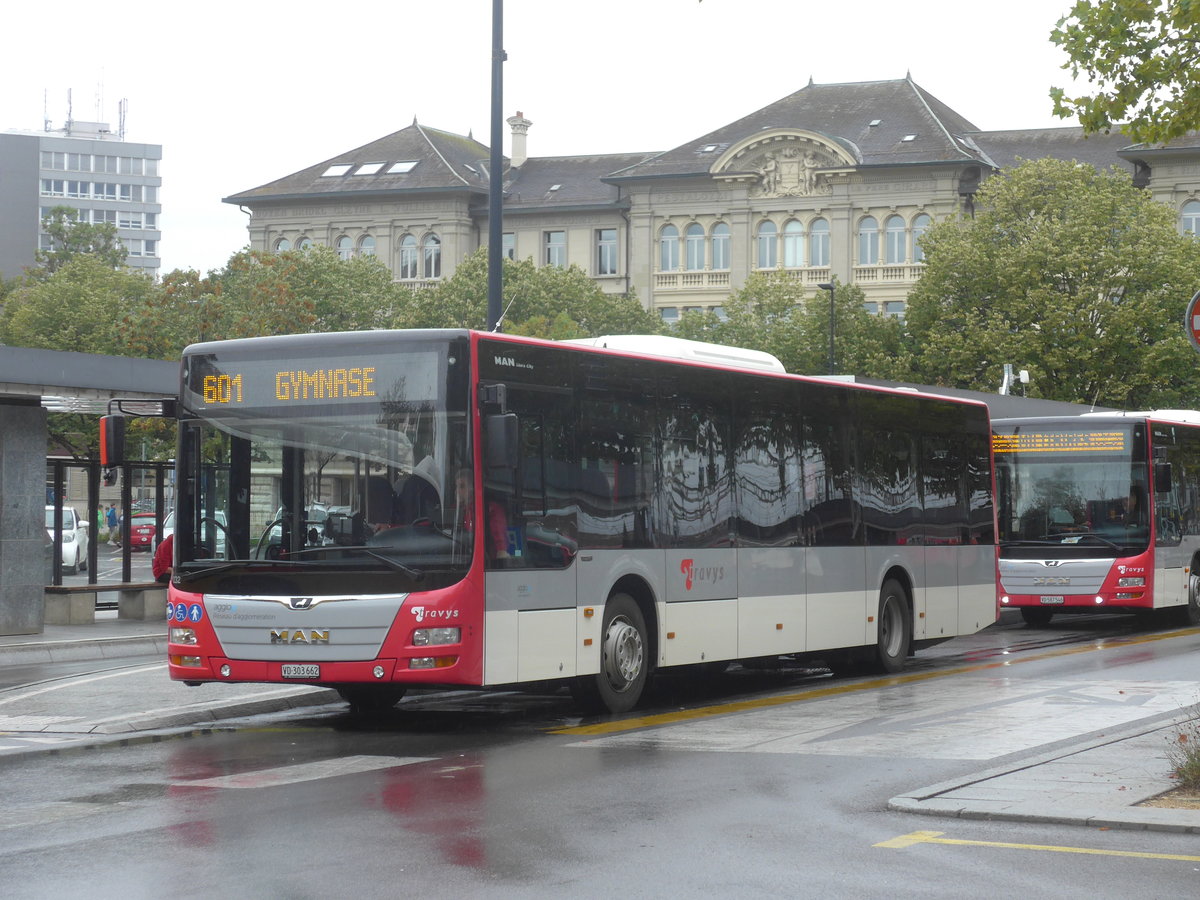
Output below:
[174,333,473,593]
[993,422,1150,558]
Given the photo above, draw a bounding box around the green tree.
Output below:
[33,206,127,276]
[0,253,158,354]
[901,157,1200,408]
[407,248,662,337]
[1051,1,1200,143]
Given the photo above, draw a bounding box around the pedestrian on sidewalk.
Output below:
[106,504,119,545]
[153,533,174,583]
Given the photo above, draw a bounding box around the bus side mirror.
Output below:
[485,413,519,471]
[1154,462,1173,494]
[99,415,127,467]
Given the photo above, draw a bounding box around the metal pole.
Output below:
[486,0,505,331]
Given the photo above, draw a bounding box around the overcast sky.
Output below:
[2,0,1093,275]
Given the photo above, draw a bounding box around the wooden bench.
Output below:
[44,582,167,625]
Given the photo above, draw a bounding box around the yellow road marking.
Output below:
[551,625,1199,736]
[875,830,1200,862]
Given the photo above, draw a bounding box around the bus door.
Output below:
[1152,426,1194,608]
[481,380,579,684]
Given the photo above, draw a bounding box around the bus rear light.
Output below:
[171,655,202,667]
[410,656,457,670]
[170,627,197,645]
[412,627,461,647]
[1117,577,1145,587]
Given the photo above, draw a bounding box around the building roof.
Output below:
[968,126,1138,174]
[609,77,993,182]
[502,152,657,212]
[224,121,494,204]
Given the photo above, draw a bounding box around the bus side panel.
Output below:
[483,566,576,685]
[661,599,739,666]
[736,547,806,657]
[516,608,577,681]
[958,544,999,634]
[806,546,869,652]
[922,544,956,639]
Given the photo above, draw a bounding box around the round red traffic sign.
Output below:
[1187,290,1200,352]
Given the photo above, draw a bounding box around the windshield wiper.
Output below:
[175,558,324,583]
[1039,531,1122,551]
[288,545,425,580]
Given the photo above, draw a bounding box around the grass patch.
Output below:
[1166,714,1200,790]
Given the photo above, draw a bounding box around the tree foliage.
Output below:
[1051,1,1200,143]
[673,272,904,378]
[901,157,1200,408]
[406,248,662,337]
[33,206,127,276]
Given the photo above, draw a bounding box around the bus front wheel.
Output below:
[336,685,407,713]
[1020,608,1054,627]
[572,592,649,714]
[1184,573,1200,626]
[873,580,911,674]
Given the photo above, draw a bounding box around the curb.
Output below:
[0,634,165,665]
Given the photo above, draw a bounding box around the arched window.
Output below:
[358,235,376,257]
[398,235,418,279]
[296,237,313,251]
[274,237,291,253]
[809,218,830,267]
[711,223,730,270]
[756,220,777,269]
[1183,200,1200,236]
[912,213,932,262]
[885,215,905,264]
[336,235,353,261]
[423,234,442,279]
[685,223,705,270]
[660,224,680,271]
[783,220,805,267]
[858,216,879,265]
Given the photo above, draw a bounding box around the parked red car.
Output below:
[129,512,158,551]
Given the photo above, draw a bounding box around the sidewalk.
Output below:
[1,615,1198,833]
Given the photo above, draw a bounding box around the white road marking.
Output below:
[175,755,433,789]
[0,664,166,708]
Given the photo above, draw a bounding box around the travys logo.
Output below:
[681,558,725,590]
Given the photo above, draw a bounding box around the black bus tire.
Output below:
[336,685,407,713]
[873,579,911,674]
[573,592,649,714]
[1020,607,1054,627]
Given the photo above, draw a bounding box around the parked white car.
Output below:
[44,505,89,574]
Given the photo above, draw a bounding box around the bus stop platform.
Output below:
[0,615,1197,834]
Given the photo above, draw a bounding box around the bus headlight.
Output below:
[412,627,460,647]
[1117,577,1145,587]
[170,627,197,645]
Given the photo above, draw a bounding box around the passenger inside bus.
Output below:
[456,468,509,560]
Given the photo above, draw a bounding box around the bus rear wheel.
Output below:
[572,592,649,714]
[336,685,407,713]
[1183,573,1200,626]
[872,580,911,674]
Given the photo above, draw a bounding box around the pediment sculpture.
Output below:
[750,146,834,198]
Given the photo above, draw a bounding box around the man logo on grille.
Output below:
[290,596,314,610]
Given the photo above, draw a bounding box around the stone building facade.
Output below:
[223,77,1200,319]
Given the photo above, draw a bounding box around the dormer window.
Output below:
[869,119,882,127]
[901,134,917,142]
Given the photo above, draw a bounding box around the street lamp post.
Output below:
[818,281,836,375]
[486,0,505,331]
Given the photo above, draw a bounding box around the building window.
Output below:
[423,234,442,278]
[297,237,313,251]
[1183,200,1200,236]
[502,232,515,260]
[912,213,932,262]
[659,225,680,271]
[274,238,292,252]
[712,223,730,270]
[94,155,118,174]
[783,220,805,267]
[358,235,376,257]
[810,218,830,267]
[659,307,679,324]
[756,221,777,269]
[858,216,879,265]
[322,164,352,177]
[40,151,66,170]
[353,163,385,176]
[885,215,906,264]
[399,235,418,279]
[884,300,905,318]
[544,230,566,267]
[596,228,617,275]
[40,179,65,197]
[685,223,705,270]
[336,236,353,260]
[94,209,116,226]
[119,211,144,229]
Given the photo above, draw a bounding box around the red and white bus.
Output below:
[121,329,997,713]
[993,413,1200,626]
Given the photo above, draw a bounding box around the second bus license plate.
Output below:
[1039,596,1065,604]
[281,664,320,679]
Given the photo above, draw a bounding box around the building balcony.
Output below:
[654,270,731,291]
[852,263,924,283]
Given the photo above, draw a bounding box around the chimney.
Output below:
[507,110,532,168]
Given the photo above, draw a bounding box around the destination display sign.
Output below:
[992,430,1128,454]
[184,351,440,409]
